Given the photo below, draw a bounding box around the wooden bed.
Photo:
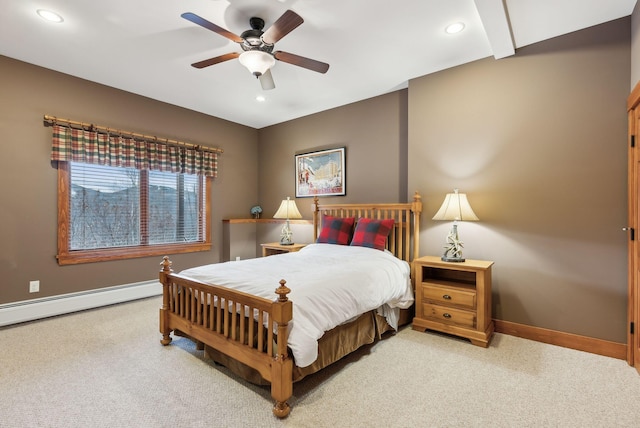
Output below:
[158,192,422,418]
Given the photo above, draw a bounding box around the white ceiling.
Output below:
[1,0,636,129]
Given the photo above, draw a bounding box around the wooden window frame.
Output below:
[56,162,211,265]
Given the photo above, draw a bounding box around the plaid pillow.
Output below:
[350,218,395,251]
[316,216,355,245]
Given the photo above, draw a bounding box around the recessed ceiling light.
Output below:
[445,22,465,34]
[37,9,64,23]
[256,95,266,102]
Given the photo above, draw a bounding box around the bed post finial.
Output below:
[275,279,291,302]
[160,256,173,273]
[413,191,422,208]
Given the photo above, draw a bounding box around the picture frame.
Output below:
[295,147,346,197]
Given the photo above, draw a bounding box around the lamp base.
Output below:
[280,220,294,246]
[441,223,465,263]
[441,256,465,263]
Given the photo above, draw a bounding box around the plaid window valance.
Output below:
[50,124,218,177]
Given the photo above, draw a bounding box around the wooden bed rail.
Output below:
[159,256,294,417]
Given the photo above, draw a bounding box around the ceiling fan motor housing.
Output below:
[240,17,274,53]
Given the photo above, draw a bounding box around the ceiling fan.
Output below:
[182,10,330,90]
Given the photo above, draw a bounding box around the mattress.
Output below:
[180,243,414,367]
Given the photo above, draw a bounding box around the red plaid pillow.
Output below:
[316,216,355,245]
[350,218,395,251]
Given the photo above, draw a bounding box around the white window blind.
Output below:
[69,162,205,251]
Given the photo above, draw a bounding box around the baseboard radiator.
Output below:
[0,280,162,327]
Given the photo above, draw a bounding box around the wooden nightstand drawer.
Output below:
[422,303,476,328]
[422,283,476,309]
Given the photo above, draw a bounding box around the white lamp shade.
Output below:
[273,197,302,219]
[239,51,275,76]
[432,189,479,221]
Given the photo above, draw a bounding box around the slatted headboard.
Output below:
[312,192,422,263]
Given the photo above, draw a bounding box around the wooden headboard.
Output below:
[312,192,422,263]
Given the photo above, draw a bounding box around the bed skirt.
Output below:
[203,307,413,385]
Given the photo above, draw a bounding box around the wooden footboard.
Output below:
[158,256,294,418]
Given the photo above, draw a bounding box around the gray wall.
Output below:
[408,18,630,342]
[0,55,258,304]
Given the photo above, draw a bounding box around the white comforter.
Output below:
[179,243,414,367]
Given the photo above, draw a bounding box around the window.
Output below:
[57,161,211,265]
[48,122,218,264]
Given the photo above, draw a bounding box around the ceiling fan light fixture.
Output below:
[239,51,275,77]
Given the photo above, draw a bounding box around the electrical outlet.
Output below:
[29,280,40,293]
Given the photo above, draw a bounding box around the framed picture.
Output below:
[295,147,345,197]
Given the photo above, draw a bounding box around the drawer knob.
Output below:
[443,313,452,318]
[442,294,452,300]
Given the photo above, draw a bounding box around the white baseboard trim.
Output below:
[0,280,162,327]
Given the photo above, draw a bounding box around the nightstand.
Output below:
[412,256,494,347]
[260,242,307,257]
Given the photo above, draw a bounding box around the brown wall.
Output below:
[258,90,408,217]
[257,18,630,344]
[1,16,632,345]
[255,90,408,248]
[0,55,258,304]
[631,1,640,89]
[409,18,630,343]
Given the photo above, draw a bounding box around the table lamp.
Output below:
[432,189,479,262]
[273,196,302,245]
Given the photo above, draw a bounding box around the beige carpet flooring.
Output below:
[1,296,640,428]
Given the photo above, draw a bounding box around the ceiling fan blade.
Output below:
[261,10,304,45]
[181,12,243,43]
[274,51,330,74]
[191,52,240,69]
[259,69,275,90]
